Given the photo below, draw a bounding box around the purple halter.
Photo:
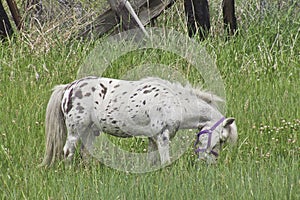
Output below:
[194,117,226,157]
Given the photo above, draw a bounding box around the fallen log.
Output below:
[78,0,175,38]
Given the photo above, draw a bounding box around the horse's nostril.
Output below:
[94,131,100,136]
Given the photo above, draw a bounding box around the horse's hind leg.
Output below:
[63,131,80,162]
[63,117,90,162]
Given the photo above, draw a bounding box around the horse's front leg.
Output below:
[148,137,159,166]
[156,129,171,165]
[80,130,99,161]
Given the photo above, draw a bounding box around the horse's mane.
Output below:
[140,77,224,108]
[190,88,224,109]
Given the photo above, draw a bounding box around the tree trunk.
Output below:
[6,0,22,30]
[0,0,13,39]
[222,0,237,36]
[184,0,210,39]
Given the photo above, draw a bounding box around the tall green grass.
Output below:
[0,1,299,199]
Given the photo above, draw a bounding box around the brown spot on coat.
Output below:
[66,88,73,113]
[79,82,88,88]
[75,90,83,99]
[100,83,107,99]
[143,90,152,94]
[76,105,84,113]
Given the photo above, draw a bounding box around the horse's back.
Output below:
[61,76,185,137]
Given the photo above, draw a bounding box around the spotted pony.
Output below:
[40,76,238,167]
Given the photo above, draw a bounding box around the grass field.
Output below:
[0,1,299,199]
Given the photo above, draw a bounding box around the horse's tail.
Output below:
[39,84,68,167]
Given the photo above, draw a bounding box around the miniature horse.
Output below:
[40,77,238,167]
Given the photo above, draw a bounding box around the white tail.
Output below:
[39,85,68,167]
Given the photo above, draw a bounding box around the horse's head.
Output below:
[195,117,238,164]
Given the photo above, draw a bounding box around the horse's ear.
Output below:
[223,118,235,127]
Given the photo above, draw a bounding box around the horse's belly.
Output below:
[98,122,133,138]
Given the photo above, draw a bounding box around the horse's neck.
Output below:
[179,99,222,129]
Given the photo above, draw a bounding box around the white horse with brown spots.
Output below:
[39,76,238,167]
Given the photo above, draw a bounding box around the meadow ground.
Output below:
[0,1,299,199]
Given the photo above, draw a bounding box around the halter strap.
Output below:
[194,117,226,157]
